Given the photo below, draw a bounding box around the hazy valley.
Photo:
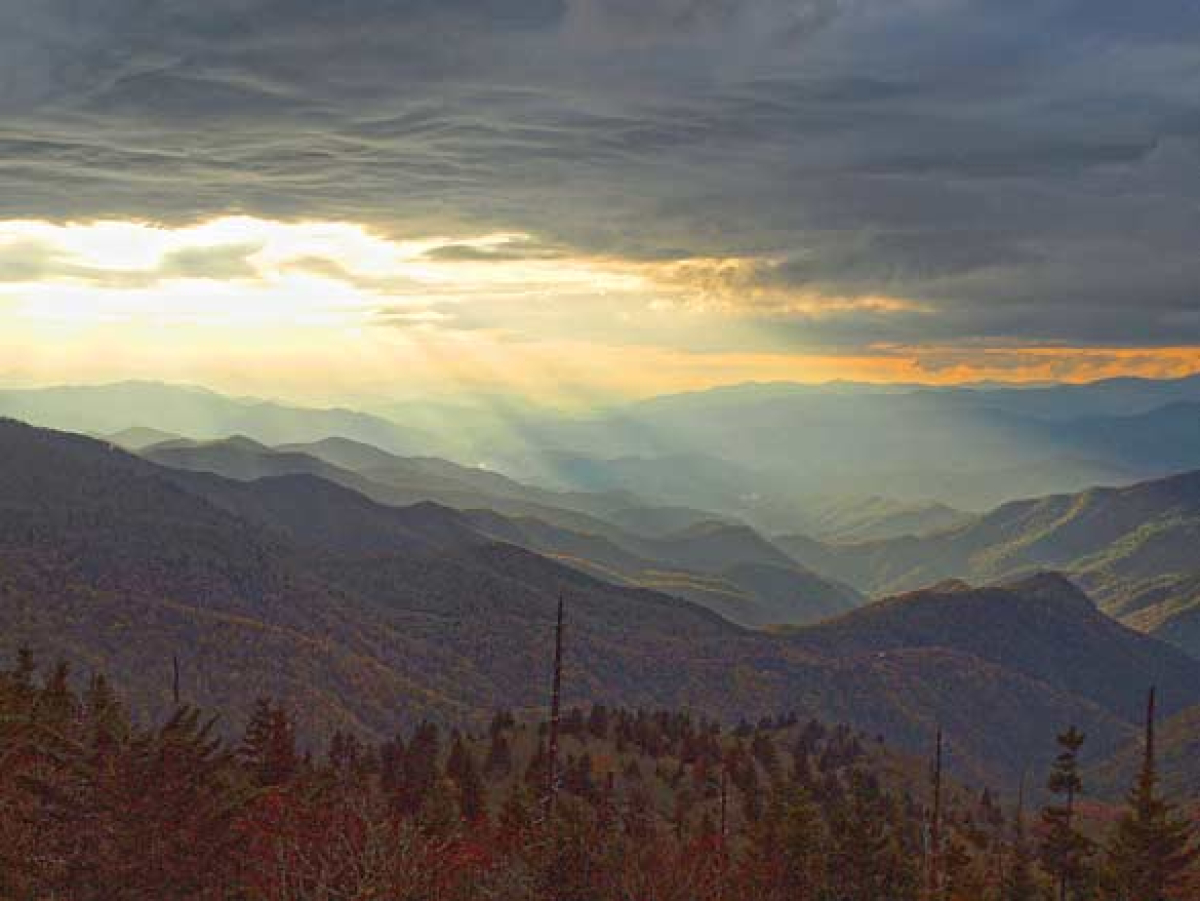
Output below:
[5,374,1200,799]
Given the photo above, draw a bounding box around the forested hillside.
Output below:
[140,434,860,628]
[3,419,1199,792]
[2,652,1196,901]
[777,469,1200,658]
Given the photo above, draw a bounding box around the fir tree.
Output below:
[239,698,297,787]
[1040,726,1093,901]
[740,758,764,823]
[82,672,129,754]
[418,776,463,835]
[484,728,513,779]
[587,704,610,740]
[1002,775,1040,901]
[446,733,486,823]
[498,782,537,841]
[1103,688,1197,901]
[397,721,440,817]
[37,661,76,731]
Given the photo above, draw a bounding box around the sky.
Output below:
[2,1,1200,404]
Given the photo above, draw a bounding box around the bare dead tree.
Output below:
[543,597,565,821]
[927,726,944,901]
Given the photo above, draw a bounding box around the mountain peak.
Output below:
[222,435,274,453]
[1001,571,1093,607]
[929,578,973,593]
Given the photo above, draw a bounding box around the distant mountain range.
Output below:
[6,376,1200,519]
[777,468,1200,660]
[3,418,1198,790]
[134,434,856,629]
[494,375,1200,512]
[0,381,433,455]
[626,374,1200,421]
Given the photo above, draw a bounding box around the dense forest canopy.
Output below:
[1,651,1196,901]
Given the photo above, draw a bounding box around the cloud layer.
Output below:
[2,1,1200,357]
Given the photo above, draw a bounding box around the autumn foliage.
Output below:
[1,652,1196,901]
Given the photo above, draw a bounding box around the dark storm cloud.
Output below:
[2,1,1200,349]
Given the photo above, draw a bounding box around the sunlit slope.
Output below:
[6,419,1197,786]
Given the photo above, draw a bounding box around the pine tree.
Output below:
[830,770,900,901]
[562,752,597,802]
[445,731,469,783]
[750,729,779,778]
[489,709,516,734]
[9,646,37,713]
[379,733,405,797]
[37,661,76,731]
[484,728,513,779]
[446,733,486,823]
[498,781,537,842]
[1001,775,1040,901]
[239,698,297,787]
[418,776,463,836]
[397,721,440,817]
[82,672,129,755]
[1103,688,1197,901]
[1041,726,1092,901]
[740,758,764,823]
[587,704,610,740]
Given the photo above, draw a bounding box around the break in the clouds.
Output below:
[2,0,1200,365]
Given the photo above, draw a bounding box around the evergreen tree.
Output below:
[4,646,37,716]
[563,752,597,802]
[778,786,829,899]
[445,733,486,823]
[379,733,405,797]
[1041,726,1093,901]
[418,776,463,835]
[484,728,513,778]
[37,661,76,731]
[1002,777,1040,901]
[587,704,610,740]
[489,709,515,735]
[397,721,440,817]
[239,698,297,787]
[82,672,129,760]
[740,758,764,823]
[1103,688,1197,901]
[498,781,537,842]
[750,730,779,778]
[445,731,469,783]
[829,770,903,901]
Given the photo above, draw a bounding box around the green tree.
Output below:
[239,698,298,787]
[1002,777,1041,901]
[484,727,513,779]
[446,732,486,823]
[36,661,76,732]
[778,786,829,899]
[397,720,440,817]
[1102,689,1197,901]
[1041,726,1093,901]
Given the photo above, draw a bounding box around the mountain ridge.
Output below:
[776,466,1200,659]
[4,418,1196,787]
[142,435,859,628]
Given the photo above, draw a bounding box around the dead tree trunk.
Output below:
[543,597,565,820]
